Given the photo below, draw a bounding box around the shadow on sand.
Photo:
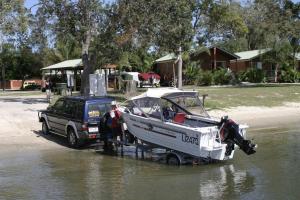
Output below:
[0,97,48,104]
[32,130,98,150]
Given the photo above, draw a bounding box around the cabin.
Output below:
[296,53,300,70]
[154,47,239,85]
[230,49,272,73]
[154,53,178,86]
[190,47,240,71]
[229,49,299,82]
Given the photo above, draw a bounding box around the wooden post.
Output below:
[1,65,5,91]
[214,47,217,70]
[177,47,182,89]
[172,63,176,87]
[275,63,278,83]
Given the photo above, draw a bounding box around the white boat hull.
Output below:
[122,113,234,161]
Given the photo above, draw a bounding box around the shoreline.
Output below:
[0,95,299,151]
[209,102,300,129]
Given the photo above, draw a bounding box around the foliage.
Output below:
[193,68,235,86]
[0,0,29,47]
[193,1,248,46]
[280,67,299,83]
[0,45,43,87]
[262,40,293,68]
[128,50,155,72]
[196,70,213,86]
[212,68,231,85]
[0,43,15,80]
[43,37,81,67]
[110,0,194,52]
[184,62,201,85]
[1,0,300,87]
[239,68,265,83]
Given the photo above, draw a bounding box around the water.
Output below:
[0,124,299,200]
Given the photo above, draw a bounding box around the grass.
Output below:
[3,85,300,110]
[184,85,300,110]
[108,85,300,110]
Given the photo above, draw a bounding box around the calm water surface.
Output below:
[0,124,299,200]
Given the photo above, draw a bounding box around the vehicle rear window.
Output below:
[53,99,65,113]
[87,102,111,118]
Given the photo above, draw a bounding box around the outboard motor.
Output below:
[219,116,256,156]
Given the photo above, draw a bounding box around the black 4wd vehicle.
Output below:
[38,96,115,148]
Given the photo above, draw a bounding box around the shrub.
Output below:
[280,68,299,83]
[213,68,231,85]
[240,68,265,83]
[184,62,201,85]
[196,70,213,86]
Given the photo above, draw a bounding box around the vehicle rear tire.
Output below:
[67,128,78,148]
[42,120,49,135]
[166,154,180,165]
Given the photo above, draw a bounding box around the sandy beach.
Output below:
[209,102,300,129]
[0,95,65,153]
[0,94,299,151]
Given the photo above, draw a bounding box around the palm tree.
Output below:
[44,35,81,66]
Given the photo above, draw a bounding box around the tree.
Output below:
[107,0,194,88]
[13,47,43,88]
[262,40,293,82]
[192,0,248,46]
[283,0,300,70]
[110,0,194,52]
[0,0,29,90]
[0,45,43,88]
[34,0,107,95]
[44,37,81,67]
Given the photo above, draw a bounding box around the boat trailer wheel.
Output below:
[166,153,181,165]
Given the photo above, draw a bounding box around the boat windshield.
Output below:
[125,97,161,119]
[163,93,209,118]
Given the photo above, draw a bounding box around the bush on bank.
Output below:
[185,66,300,86]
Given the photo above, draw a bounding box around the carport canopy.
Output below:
[41,59,83,71]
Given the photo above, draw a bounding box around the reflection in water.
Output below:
[0,124,300,200]
[199,164,254,199]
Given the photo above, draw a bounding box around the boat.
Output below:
[120,88,256,163]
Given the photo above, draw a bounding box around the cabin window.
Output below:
[211,61,226,69]
[256,62,262,69]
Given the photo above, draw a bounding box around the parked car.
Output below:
[23,81,41,90]
[38,96,115,148]
[138,72,160,87]
[121,72,141,87]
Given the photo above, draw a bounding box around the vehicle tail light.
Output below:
[89,134,97,139]
[81,122,88,131]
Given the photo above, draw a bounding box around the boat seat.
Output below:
[173,113,186,124]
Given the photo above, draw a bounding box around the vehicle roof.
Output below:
[121,72,140,75]
[63,96,115,102]
[130,88,198,100]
